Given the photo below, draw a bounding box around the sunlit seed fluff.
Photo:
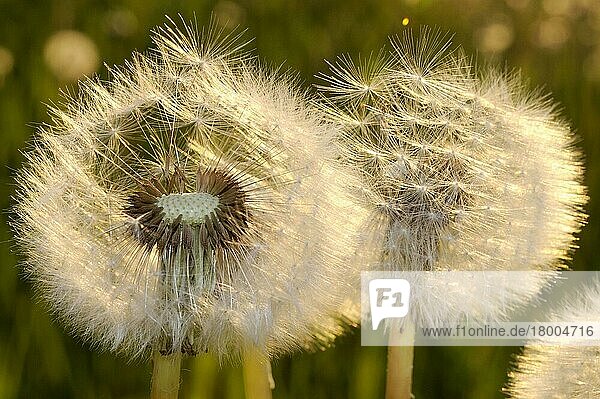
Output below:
[317,28,587,324]
[506,281,600,399]
[13,18,366,360]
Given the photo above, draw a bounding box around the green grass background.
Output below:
[1,0,598,397]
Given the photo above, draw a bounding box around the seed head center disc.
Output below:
[157,192,219,224]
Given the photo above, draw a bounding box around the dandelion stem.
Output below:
[385,320,415,399]
[151,351,182,399]
[189,353,218,398]
[242,346,274,399]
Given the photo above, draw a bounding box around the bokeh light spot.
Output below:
[43,30,99,81]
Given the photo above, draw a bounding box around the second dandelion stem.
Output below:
[385,320,415,399]
[151,351,182,399]
[243,346,274,399]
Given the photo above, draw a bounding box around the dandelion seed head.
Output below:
[14,17,366,360]
[318,27,587,325]
[506,281,600,398]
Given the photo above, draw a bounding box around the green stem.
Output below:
[242,346,274,399]
[151,351,182,399]
[188,353,218,399]
[385,320,415,399]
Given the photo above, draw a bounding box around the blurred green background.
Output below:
[0,0,598,397]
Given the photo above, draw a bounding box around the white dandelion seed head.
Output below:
[14,17,367,361]
[317,27,587,324]
[506,281,600,398]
